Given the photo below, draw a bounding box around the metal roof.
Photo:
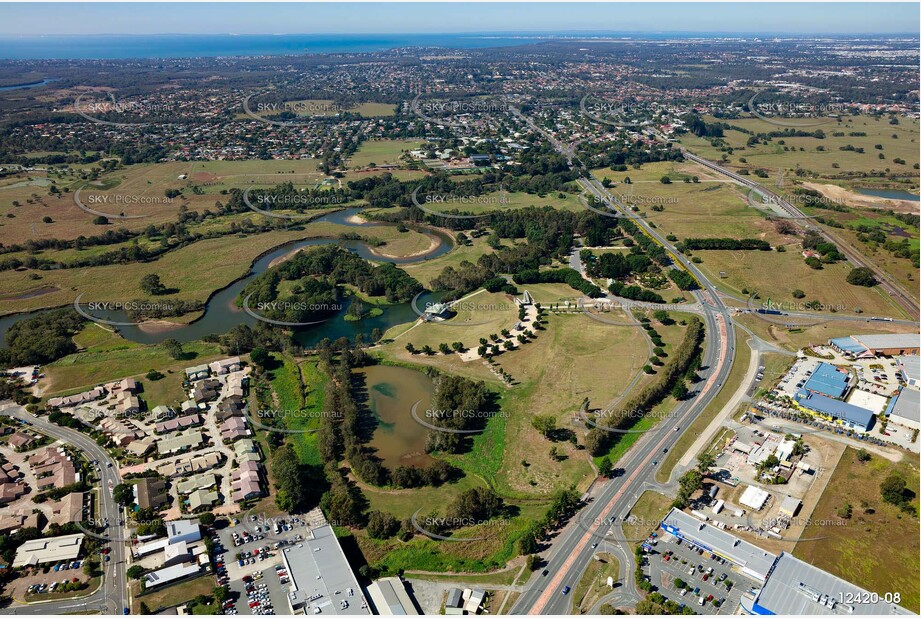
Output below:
[366,577,419,615]
[890,388,920,425]
[282,525,369,615]
[794,390,875,430]
[752,552,912,615]
[852,334,920,352]
[660,508,777,581]
[803,363,851,398]
[829,336,867,354]
[898,355,920,382]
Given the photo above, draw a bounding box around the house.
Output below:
[217,395,246,421]
[135,477,169,511]
[185,364,210,381]
[48,491,86,526]
[143,562,201,589]
[155,414,203,434]
[209,356,242,375]
[191,379,221,405]
[156,451,223,478]
[176,472,217,495]
[8,431,37,451]
[157,430,204,457]
[125,437,155,458]
[0,512,44,535]
[220,416,249,442]
[187,488,219,512]
[230,460,263,503]
[47,386,105,408]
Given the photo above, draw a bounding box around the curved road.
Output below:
[0,403,128,616]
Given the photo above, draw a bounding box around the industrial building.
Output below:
[802,362,852,398]
[829,334,920,358]
[280,524,369,615]
[887,388,921,431]
[745,552,911,615]
[660,509,777,581]
[793,390,875,432]
[897,355,920,387]
[366,577,420,615]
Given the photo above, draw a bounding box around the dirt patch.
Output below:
[192,172,221,182]
[802,182,918,212]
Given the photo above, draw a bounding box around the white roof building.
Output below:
[739,485,770,510]
[13,533,84,567]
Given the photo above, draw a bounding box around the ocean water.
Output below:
[0,33,549,59]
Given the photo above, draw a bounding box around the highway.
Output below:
[509,104,738,614]
[0,403,128,616]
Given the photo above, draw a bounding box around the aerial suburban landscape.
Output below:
[0,2,918,616]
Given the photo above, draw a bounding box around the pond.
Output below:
[356,364,435,470]
[855,187,920,202]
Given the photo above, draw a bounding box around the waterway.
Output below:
[0,208,451,346]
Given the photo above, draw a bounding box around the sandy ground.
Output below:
[136,319,186,334]
[802,182,919,212]
[368,234,441,260]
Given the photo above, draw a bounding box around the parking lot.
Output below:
[214,515,312,615]
[644,533,754,614]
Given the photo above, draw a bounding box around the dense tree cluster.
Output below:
[0,308,84,367]
[681,238,771,251]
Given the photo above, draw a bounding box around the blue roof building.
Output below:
[829,336,869,357]
[793,390,874,432]
[802,362,851,399]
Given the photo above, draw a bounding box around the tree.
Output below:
[127,565,146,580]
[697,452,716,474]
[881,473,910,507]
[671,380,689,400]
[213,586,229,603]
[113,483,134,507]
[366,511,399,539]
[847,267,878,287]
[598,456,613,478]
[856,449,871,463]
[249,347,271,369]
[405,343,416,354]
[199,512,216,526]
[139,273,166,296]
[532,415,557,438]
[526,553,541,572]
[162,338,183,360]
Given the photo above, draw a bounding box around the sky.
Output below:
[0,2,918,36]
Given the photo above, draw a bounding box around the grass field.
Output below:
[0,159,335,242]
[348,139,425,168]
[623,490,674,541]
[793,447,920,612]
[573,552,620,613]
[134,575,217,613]
[415,189,584,217]
[41,324,223,397]
[676,113,920,180]
[695,247,908,318]
[401,234,507,287]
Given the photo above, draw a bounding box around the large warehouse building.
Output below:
[793,390,876,432]
[660,509,777,581]
[746,552,911,615]
[280,524,369,615]
[829,334,919,358]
